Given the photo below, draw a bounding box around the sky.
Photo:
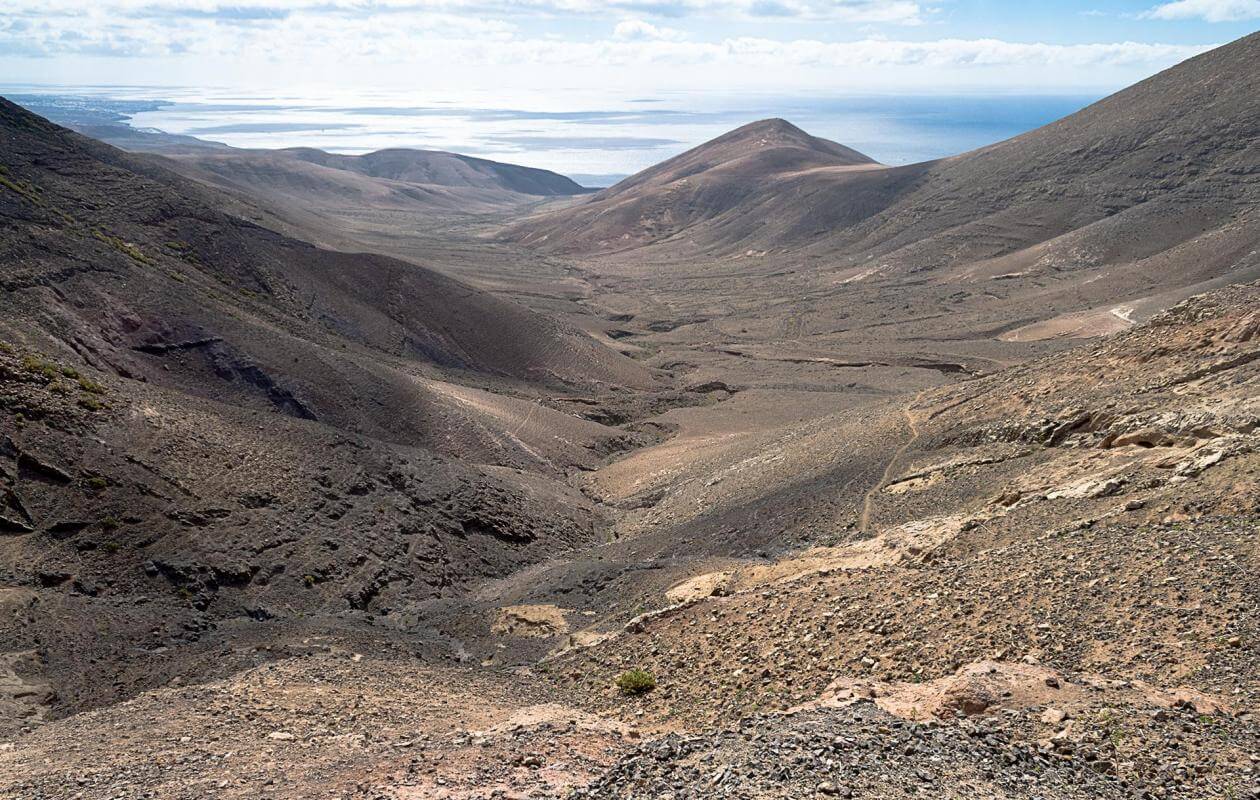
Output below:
[3,2,1258,96]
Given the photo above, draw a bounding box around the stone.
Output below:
[1040,708,1068,725]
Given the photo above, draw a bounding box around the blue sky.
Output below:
[2,1,1257,95]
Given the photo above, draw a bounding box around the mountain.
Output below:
[16,100,587,200]
[10,101,590,243]
[140,146,590,256]
[0,97,650,424]
[598,118,875,199]
[505,34,1260,316]
[503,118,883,253]
[0,96,658,721]
[280,147,586,196]
[165,145,587,217]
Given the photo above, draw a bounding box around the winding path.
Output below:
[858,389,930,533]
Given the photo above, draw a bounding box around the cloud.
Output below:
[0,1,1217,94]
[3,0,929,23]
[613,18,683,40]
[0,0,1210,68]
[0,7,517,58]
[0,10,1216,72]
[1142,0,1260,21]
[439,37,1207,70]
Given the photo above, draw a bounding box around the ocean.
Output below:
[3,85,1100,187]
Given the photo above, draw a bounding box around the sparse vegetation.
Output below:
[1095,708,1128,746]
[20,354,60,382]
[164,240,200,266]
[86,476,108,491]
[615,668,656,696]
[0,170,46,206]
[77,375,107,394]
[93,229,157,266]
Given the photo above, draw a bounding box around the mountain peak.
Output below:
[501,116,880,251]
[583,117,876,209]
[731,117,807,137]
[701,117,873,164]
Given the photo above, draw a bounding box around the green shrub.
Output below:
[100,516,121,531]
[77,376,107,394]
[20,355,59,382]
[86,476,108,491]
[615,668,656,696]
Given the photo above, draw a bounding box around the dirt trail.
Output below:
[858,389,929,532]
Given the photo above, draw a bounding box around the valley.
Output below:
[1,31,1258,800]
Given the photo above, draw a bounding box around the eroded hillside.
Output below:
[2,31,1259,800]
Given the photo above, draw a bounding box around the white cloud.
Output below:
[0,10,1216,71]
[613,18,683,40]
[0,8,517,58]
[0,0,1219,93]
[1142,0,1260,21]
[0,0,928,23]
[502,37,1212,69]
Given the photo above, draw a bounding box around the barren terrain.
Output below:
[2,31,1258,800]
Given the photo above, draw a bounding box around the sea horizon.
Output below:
[4,84,1102,187]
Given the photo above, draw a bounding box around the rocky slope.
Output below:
[504,33,1260,341]
[503,118,884,254]
[524,282,1260,799]
[509,33,1259,265]
[0,97,660,729]
[2,282,1255,800]
[0,97,653,452]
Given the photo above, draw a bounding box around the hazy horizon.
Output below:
[7,85,1103,185]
